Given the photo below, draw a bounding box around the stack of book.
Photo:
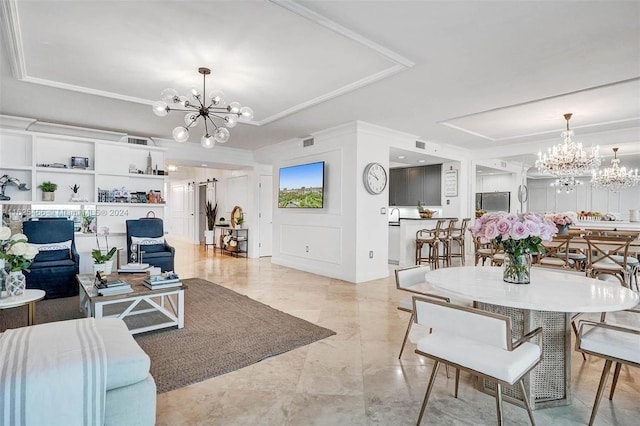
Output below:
[143,274,182,290]
[118,263,150,273]
[96,279,132,296]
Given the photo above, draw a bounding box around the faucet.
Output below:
[390,208,400,222]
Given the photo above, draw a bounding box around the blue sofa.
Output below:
[125,219,175,272]
[23,219,80,299]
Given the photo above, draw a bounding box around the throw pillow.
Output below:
[28,240,72,262]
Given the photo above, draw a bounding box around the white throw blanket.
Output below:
[0,318,107,426]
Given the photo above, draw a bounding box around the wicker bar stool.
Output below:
[436,219,458,268]
[449,218,470,266]
[416,219,447,268]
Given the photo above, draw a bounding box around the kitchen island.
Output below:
[388,217,458,267]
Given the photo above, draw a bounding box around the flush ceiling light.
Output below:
[535,113,601,178]
[591,148,640,192]
[152,67,254,149]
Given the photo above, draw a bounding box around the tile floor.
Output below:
[156,241,639,425]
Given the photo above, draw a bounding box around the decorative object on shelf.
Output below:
[591,147,640,192]
[471,212,557,284]
[146,152,153,175]
[363,162,388,195]
[70,156,89,169]
[0,226,39,296]
[545,211,576,236]
[38,181,58,201]
[535,113,601,180]
[92,226,117,275]
[550,176,584,194]
[152,67,254,148]
[475,209,486,218]
[204,201,217,245]
[417,201,434,218]
[231,206,244,228]
[0,174,30,201]
[80,210,95,233]
[69,183,87,202]
[36,163,67,168]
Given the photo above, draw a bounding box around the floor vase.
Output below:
[503,252,531,284]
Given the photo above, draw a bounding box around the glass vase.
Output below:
[503,251,531,284]
[556,224,569,236]
[8,270,26,296]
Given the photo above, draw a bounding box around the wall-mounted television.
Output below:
[278,161,324,208]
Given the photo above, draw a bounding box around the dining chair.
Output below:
[584,235,634,288]
[473,235,493,266]
[576,306,640,426]
[415,219,447,268]
[449,218,471,266]
[413,296,542,426]
[536,235,572,269]
[394,265,473,359]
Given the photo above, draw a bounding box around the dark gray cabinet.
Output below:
[388,164,441,206]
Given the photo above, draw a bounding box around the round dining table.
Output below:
[424,266,639,410]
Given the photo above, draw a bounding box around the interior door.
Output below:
[259,175,273,257]
[197,184,206,243]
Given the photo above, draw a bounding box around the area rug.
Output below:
[0,278,335,393]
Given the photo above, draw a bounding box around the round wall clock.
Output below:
[363,162,388,195]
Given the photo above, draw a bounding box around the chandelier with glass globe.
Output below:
[550,176,584,194]
[591,148,640,192]
[152,67,254,148]
[535,113,601,179]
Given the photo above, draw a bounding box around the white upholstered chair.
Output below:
[576,306,640,426]
[394,265,472,359]
[413,296,542,426]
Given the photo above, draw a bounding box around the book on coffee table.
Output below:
[118,263,150,273]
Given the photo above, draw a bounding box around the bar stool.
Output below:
[416,219,447,268]
[436,219,458,268]
[449,218,470,266]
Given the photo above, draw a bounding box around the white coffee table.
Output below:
[0,289,46,326]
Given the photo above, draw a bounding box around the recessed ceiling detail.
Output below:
[1,0,413,127]
[439,78,640,141]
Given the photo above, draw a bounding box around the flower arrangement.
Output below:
[92,226,117,264]
[471,212,557,283]
[545,211,577,226]
[0,226,39,272]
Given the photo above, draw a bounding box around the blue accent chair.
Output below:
[23,219,80,299]
[125,219,175,272]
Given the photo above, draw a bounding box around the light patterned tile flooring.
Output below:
[157,241,639,425]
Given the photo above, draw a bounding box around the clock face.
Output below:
[363,162,388,195]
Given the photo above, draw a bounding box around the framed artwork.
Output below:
[444,169,458,197]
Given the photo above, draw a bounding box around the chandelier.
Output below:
[550,176,583,194]
[591,148,640,192]
[152,67,254,148]
[535,113,601,178]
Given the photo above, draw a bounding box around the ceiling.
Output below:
[1,0,639,167]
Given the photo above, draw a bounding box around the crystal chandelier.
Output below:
[550,176,583,194]
[591,148,640,192]
[535,113,601,178]
[152,67,254,148]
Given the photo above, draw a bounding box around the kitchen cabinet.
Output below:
[389,164,441,206]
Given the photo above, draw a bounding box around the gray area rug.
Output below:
[0,278,335,393]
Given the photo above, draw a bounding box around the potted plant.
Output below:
[235,214,245,228]
[417,201,434,218]
[92,227,118,274]
[38,181,58,201]
[204,201,217,245]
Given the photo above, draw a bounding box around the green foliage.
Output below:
[278,192,323,208]
[205,201,218,230]
[92,247,117,264]
[38,181,58,192]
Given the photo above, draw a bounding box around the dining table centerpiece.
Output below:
[471,212,557,284]
[545,211,577,236]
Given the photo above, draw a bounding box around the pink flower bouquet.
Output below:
[471,211,557,256]
[545,212,577,226]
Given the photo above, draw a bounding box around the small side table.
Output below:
[0,289,46,326]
